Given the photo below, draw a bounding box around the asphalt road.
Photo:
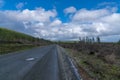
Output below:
[0,45,81,80]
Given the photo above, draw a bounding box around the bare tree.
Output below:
[92,37,95,43]
[97,36,100,43]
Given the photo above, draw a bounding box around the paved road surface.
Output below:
[0,45,81,80]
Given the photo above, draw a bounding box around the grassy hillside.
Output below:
[0,27,52,54]
[0,27,51,44]
[0,28,33,41]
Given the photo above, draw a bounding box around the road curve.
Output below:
[0,45,81,80]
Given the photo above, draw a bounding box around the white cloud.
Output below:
[72,8,112,22]
[64,6,77,14]
[50,19,62,27]
[0,8,57,37]
[16,2,27,9]
[2,8,57,22]
[68,7,120,40]
[0,7,120,41]
[97,2,118,8]
[101,13,120,23]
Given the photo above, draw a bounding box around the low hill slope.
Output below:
[0,27,51,45]
[0,27,52,54]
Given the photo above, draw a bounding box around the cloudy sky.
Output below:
[0,0,120,42]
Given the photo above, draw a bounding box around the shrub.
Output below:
[104,53,116,64]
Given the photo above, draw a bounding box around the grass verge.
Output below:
[66,48,120,80]
[0,44,37,55]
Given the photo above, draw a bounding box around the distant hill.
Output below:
[0,27,52,45]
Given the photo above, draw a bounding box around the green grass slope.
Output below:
[0,27,51,44]
[0,27,52,54]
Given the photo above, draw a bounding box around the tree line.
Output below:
[79,36,101,43]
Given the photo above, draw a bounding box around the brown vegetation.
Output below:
[60,42,120,63]
[60,42,120,80]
